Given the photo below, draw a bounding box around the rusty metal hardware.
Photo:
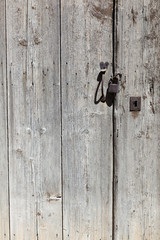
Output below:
[108,74,120,93]
[130,97,141,111]
[100,61,109,71]
[106,73,122,106]
[108,83,119,93]
[94,63,122,107]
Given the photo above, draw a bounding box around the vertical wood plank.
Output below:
[27,0,62,239]
[114,0,160,239]
[6,0,36,238]
[0,0,9,239]
[6,0,37,238]
[7,0,61,239]
[61,1,113,239]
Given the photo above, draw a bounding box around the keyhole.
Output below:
[134,101,137,107]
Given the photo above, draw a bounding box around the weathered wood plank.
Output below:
[27,0,62,239]
[0,0,9,239]
[7,0,61,239]
[61,1,113,239]
[114,0,160,239]
[6,0,37,238]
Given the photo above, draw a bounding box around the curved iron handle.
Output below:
[94,62,109,104]
[94,71,106,104]
[94,62,122,107]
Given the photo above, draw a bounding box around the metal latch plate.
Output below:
[130,97,141,111]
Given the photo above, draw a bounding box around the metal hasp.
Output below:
[94,62,122,107]
[130,97,141,111]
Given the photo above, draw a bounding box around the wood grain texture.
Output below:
[7,0,61,239]
[114,0,160,239]
[6,1,36,238]
[27,1,62,239]
[0,0,9,239]
[61,1,113,239]
[28,1,62,239]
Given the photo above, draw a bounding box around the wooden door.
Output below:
[0,0,160,239]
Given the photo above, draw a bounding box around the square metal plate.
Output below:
[130,97,141,111]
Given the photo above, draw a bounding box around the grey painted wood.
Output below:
[4,1,160,238]
[0,0,9,239]
[6,0,37,238]
[27,1,62,239]
[114,0,160,239]
[61,1,113,239]
[7,0,61,239]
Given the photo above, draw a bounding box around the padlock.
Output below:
[108,83,119,93]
